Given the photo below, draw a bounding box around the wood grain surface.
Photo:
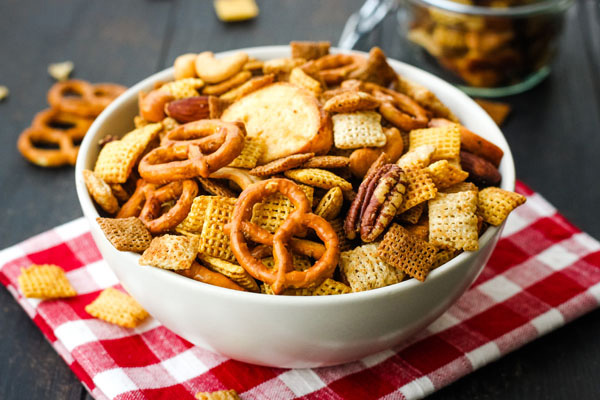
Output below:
[0,0,599,399]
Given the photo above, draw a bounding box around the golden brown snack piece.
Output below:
[314,186,344,220]
[251,184,314,234]
[397,166,438,214]
[214,0,259,22]
[139,120,245,183]
[31,108,92,142]
[18,127,79,167]
[289,67,322,95]
[262,57,307,81]
[196,389,240,400]
[348,47,397,87]
[83,169,120,214]
[263,278,351,296]
[195,51,248,84]
[139,235,199,270]
[323,91,380,113]
[348,126,404,178]
[221,83,332,163]
[332,111,386,149]
[290,41,330,60]
[175,195,214,233]
[409,125,461,162]
[367,84,430,132]
[198,196,238,262]
[429,118,504,167]
[179,262,246,292]
[227,138,265,169]
[202,70,252,95]
[164,96,210,123]
[397,202,425,225]
[302,53,365,85]
[197,177,237,198]
[460,150,501,187]
[249,153,314,177]
[429,191,479,251]
[378,223,437,282]
[18,264,77,299]
[219,74,275,102]
[478,187,526,226]
[228,179,340,294]
[396,144,436,169]
[394,75,458,122]
[284,168,352,191]
[199,255,259,292]
[173,53,197,80]
[85,288,148,328]
[302,155,349,169]
[339,244,404,292]
[425,159,469,189]
[139,90,174,122]
[96,217,153,252]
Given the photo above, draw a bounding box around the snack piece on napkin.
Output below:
[85,287,148,328]
[18,264,77,299]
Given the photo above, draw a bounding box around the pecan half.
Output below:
[344,163,407,242]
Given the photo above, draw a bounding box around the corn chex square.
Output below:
[332,110,386,149]
[478,187,526,226]
[284,168,352,191]
[139,235,199,270]
[159,78,204,99]
[397,166,437,214]
[228,138,265,169]
[329,218,353,251]
[96,217,152,253]
[378,224,437,282]
[199,254,259,292]
[251,185,314,233]
[426,159,469,189]
[314,186,343,220]
[340,244,404,292]
[94,124,161,183]
[176,196,215,233]
[429,191,479,251]
[396,144,436,169]
[261,254,313,271]
[409,125,461,161]
[85,288,148,328]
[198,196,238,262]
[18,264,77,299]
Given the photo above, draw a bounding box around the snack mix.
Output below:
[88,41,525,296]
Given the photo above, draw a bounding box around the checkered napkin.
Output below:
[1,181,600,400]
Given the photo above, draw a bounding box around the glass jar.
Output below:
[399,0,574,97]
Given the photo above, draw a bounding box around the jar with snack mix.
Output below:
[400,0,574,96]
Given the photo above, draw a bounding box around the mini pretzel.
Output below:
[303,54,365,85]
[138,120,245,183]
[17,127,78,167]
[228,179,340,294]
[47,80,125,118]
[368,84,429,131]
[118,179,198,234]
[31,108,92,142]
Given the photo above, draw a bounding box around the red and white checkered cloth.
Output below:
[1,181,600,400]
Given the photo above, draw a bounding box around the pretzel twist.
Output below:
[47,80,125,118]
[138,120,245,183]
[228,179,339,294]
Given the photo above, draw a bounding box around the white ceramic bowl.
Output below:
[75,46,515,368]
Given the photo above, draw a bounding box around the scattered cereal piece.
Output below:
[425,159,469,189]
[85,288,148,328]
[378,224,437,282]
[314,186,343,220]
[176,196,215,233]
[478,187,526,226]
[332,111,386,149]
[228,137,265,169]
[139,235,199,270]
[196,389,241,400]
[0,85,9,101]
[199,255,259,292]
[213,0,259,22]
[339,244,404,292]
[97,217,152,252]
[18,264,77,299]
[429,191,479,251]
[396,144,436,169]
[83,169,120,214]
[48,61,74,81]
[409,125,461,161]
[284,168,352,191]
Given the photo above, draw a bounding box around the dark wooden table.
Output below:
[1,0,599,398]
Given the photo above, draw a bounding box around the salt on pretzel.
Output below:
[228,179,339,294]
[138,120,245,183]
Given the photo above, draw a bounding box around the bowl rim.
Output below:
[405,0,574,17]
[75,45,516,305]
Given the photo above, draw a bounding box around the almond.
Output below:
[164,96,210,123]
